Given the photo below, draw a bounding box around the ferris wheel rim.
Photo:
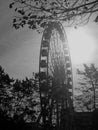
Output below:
[39,21,73,108]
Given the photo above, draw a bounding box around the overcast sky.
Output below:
[0,0,42,79]
[0,0,98,82]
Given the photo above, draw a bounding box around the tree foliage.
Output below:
[0,65,40,124]
[75,64,98,111]
[0,66,14,116]
[9,0,98,30]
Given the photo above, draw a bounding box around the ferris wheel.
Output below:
[39,21,73,127]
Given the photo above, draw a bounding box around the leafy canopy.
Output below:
[75,64,98,111]
[9,0,98,30]
[0,65,40,123]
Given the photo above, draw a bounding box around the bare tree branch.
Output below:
[9,0,98,30]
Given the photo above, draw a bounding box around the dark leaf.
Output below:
[21,0,25,4]
[13,18,16,23]
[23,16,28,20]
[15,8,17,11]
[28,13,32,16]
[30,15,37,19]
[9,2,14,8]
[18,10,25,15]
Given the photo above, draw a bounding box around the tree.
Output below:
[10,76,40,123]
[0,65,40,126]
[9,0,98,31]
[0,65,15,129]
[0,65,14,115]
[75,64,98,111]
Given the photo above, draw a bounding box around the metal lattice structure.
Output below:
[39,21,73,128]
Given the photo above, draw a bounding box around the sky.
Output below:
[0,0,98,84]
[0,0,41,79]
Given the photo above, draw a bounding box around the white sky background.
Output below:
[0,0,98,85]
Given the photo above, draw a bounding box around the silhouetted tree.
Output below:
[11,75,40,123]
[0,66,15,129]
[0,65,14,115]
[0,65,40,129]
[75,64,98,111]
[9,0,98,31]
